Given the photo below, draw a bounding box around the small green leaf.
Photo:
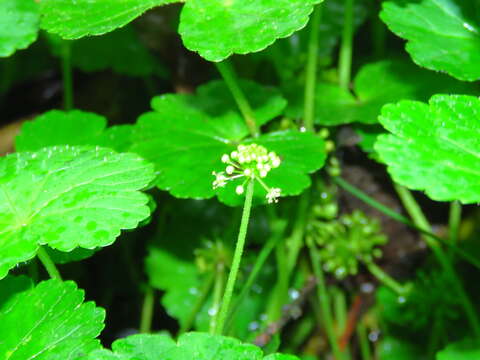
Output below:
[381,0,480,81]
[39,0,179,39]
[0,278,105,360]
[287,60,475,125]
[179,0,322,62]
[85,332,299,360]
[375,94,480,203]
[47,26,157,76]
[437,339,480,360]
[0,146,155,279]
[0,0,39,57]
[15,109,134,152]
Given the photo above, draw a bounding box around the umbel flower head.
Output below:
[212,143,282,203]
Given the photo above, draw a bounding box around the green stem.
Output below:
[427,312,443,359]
[393,184,480,337]
[37,247,62,280]
[448,201,462,250]
[338,0,355,90]
[61,40,73,110]
[308,241,345,360]
[333,288,352,360]
[371,7,387,59]
[365,261,407,295]
[226,219,287,332]
[267,239,290,322]
[181,272,215,334]
[214,180,255,335]
[287,192,310,274]
[333,177,480,269]
[357,321,371,360]
[210,264,226,334]
[216,61,259,137]
[303,4,322,131]
[139,287,155,333]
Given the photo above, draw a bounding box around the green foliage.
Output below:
[381,0,480,81]
[179,0,322,62]
[437,339,480,360]
[377,337,425,360]
[0,146,155,279]
[0,0,39,57]
[375,94,480,203]
[85,332,300,359]
[0,277,105,359]
[39,0,178,39]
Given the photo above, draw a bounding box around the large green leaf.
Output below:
[0,277,105,360]
[0,0,39,57]
[437,339,480,360]
[286,59,476,125]
[39,0,178,39]
[375,94,480,203]
[47,26,157,76]
[15,109,134,153]
[85,332,299,359]
[179,0,322,62]
[0,146,155,279]
[380,0,480,81]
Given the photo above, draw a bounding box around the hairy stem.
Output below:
[37,247,62,280]
[304,4,322,131]
[139,287,155,333]
[216,61,259,137]
[339,0,355,90]
[214,180,255,335]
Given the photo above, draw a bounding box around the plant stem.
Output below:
[371,8,387,59]
[308,241,345,360]
[333,177,480,269]
[181,272,215,334]
[287,192,310,274]
[139,287,155,333]
[357,321,371,360]
[365,261,407,295]
[226,219,287,332]
[61,40,74,110]
[214,180,255,335]
[37,247,62,280]
[338,0,354,90]
[333,288,352,359]
[303,4,322,131]
[448,201,462,249]
[210,264,226,334]
[393,183,480,337]
[216,61,259,137]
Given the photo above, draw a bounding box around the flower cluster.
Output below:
[212,144,282,203]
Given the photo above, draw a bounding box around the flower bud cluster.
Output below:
[212,144,282,203]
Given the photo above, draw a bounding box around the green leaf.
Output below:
[437,339,480,360]
[287,59,476,125]
[378,337,425,360]
[375,94,480,203]
[0,146,155,279]
[380,0,480,81]
[179,0,322,62]
[0,0,39,57]
[39,0,178,39]
[47,26,157,76]
[15,110,134,152]
[85,332,299,359]
[0,278,105,360]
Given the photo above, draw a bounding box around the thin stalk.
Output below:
[61,40,73,110]
[180,272,215,334]
[37,247,62,280]
[226,219,288,332]
[393,183,480,337]
[333,177,480,269]
[287,192,310,274]
[214,180,255,335]
[267,240,290,322]
[357,321,372,360]
[308,242,345,360]
[448,201,462,250]
[365,261,407,295]
[216,61,259,137]
[210,264,226,334]
[427,312,443,359]
[338,0,355,90]
[303,4,322,131]
[371,9,387,58]
[333,288,352,359]
[139,287,155,333]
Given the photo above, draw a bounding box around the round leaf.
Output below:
[179,0,322,62]
[0,146,155,279]
[0,0,39,57]
[375,94,480,203]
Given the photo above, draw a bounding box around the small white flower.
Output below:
[226,165,235,175]
[266,188,281,203]
[212,172,227,189]
[236,185,245,195]
[259,170,268,178]
[221,154,230,163]
[272,158,281,168]
[244,169,252,177]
